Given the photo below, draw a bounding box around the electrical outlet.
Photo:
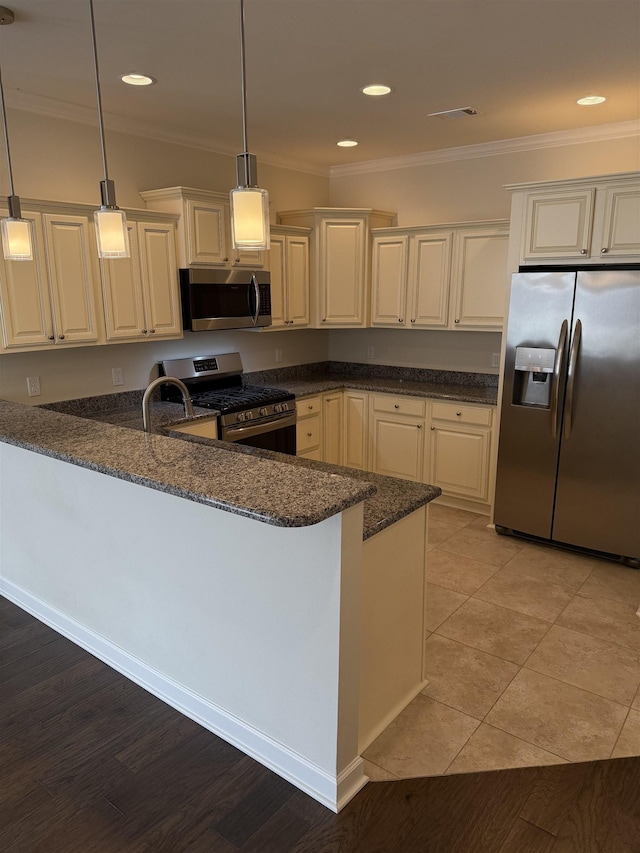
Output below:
[112,367,124,386]
[275,348,283,364]
[491,352,500,368]
[367,345,374,359]
[27,376,41,397]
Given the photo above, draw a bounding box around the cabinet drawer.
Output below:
[431,401,493,426]
[297,415,321,452]
[372,394,426,417]
[297,395,322,417]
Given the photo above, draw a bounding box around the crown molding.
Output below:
[330,120,640,178]
[6,90,329,178]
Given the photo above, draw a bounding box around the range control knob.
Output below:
[281,402,288,411]
[237,412,246,422]
[259,407,268,417]
[274,403,282,413]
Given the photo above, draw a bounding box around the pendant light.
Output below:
[89,0,130,258]
[229,0,270,251]
[0,6,33,261]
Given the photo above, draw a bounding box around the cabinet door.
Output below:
[101,223,147,341]
[597,183,640,257]
[267,234,287,328]
[319,218,366,326]
[185,199,228,266]
[523,189,595,259]
[138,221,181,338]
[371,235,408,326]
[232,248,265,268]
[410,233,452,327]
[0,211,54,349]
[370,413,424,481]
[429,423,490,501]
[452,228,509,330]
[286,235,309,327]
[343,391,369,470]
[322,392,343,464]
[42,212,100,344]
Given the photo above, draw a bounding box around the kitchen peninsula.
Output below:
[0,397,439,812]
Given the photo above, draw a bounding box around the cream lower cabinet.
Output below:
[322,391,344,465]
[428,401,493,510]
[509,171,640,266]
[0,208,102,350]
[369,394,426,481]
[101,219,181,342]
[343,390,369,470]
[267,226,310,329]
[296,394,323,460]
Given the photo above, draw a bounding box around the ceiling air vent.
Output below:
[428,107,482,119]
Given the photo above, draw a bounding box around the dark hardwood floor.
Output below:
[2,595,639,852]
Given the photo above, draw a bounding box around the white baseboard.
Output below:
[0,577,367,813]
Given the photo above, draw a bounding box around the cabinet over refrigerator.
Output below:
[494,266,640,564]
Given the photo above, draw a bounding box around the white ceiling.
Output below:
[2,0,639,174]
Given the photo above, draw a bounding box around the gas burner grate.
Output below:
[190,384,293,413]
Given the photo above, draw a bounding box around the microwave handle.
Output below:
[250,274,260,326]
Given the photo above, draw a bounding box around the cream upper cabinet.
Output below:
[427,401,493,507]
[371,221,507,331]
[101,219,181,343]
[277,208,395,328]
[451,224,509,330]
[1,207,102,351]
[369,393,426,482]
[140,187,265,269]
[508,172,640,267]
[268,225,310,329]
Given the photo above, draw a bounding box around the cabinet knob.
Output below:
[601,247,608,254]
[454,319,460,324]
[58,334,65,340]
[307,432,312,437]
[149,328,156,334]
[580,249,587,255]
[411,318,416,323]
[141,329,148,334]
[456,411,462,416]
[322,317,327,322]
[398,318,403,323]
[394,404,400,409]
[234,258,241,264]
[223,257,229,263]
[430,425,435,430]
[417,424,422,429]
[48,334,55,341]
[308,405,313,410]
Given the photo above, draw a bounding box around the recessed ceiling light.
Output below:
[121,73,156,86]
[337,139,359,148]
[361,84,392,97]
[576,95,606,106]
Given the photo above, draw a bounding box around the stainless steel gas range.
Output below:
[159,353,297,454]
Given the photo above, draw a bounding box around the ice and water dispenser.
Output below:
[512,346,556,407]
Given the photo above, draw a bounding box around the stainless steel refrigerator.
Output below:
[494,266,640,563]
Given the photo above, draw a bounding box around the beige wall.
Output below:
[329,135,640,224]
[4,109,329,216]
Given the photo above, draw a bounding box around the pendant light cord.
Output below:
[0,59,15,197]
[238,0,249,184]
[88,0,109,185]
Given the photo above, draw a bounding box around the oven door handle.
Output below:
[223,412,297,440]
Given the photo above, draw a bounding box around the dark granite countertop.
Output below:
[0,398,439,537]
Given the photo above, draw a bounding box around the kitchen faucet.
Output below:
[142,376,195,433]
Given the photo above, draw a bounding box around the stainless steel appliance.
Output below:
[494,266,640,563]
[159,352,296,454]
[179,268,271,331]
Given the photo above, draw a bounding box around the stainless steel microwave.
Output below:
[179,269,272,331]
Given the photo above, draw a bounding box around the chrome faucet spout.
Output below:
[142,376,195,433]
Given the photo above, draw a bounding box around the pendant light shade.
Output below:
[229,0,270,251]
[0,7,33,261]
[89,0,130,259]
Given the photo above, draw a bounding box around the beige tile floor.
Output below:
[363,501,640,781]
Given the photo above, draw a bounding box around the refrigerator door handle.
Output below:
[551,319,569,438]
[564,319,582,439]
